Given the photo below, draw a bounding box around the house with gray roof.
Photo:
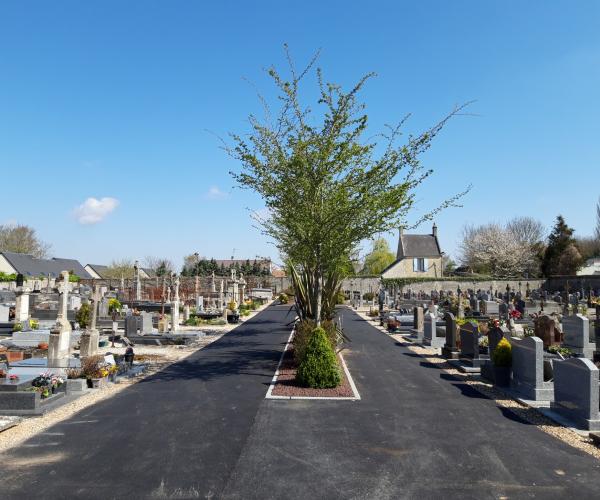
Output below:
[0,252,92,280]
[381,224,444,279]
[85,263,156,279]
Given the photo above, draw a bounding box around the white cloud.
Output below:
[203,186,229,200]
[73,197,119,225]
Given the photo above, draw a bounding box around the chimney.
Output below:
[432,223,438,238]
[397,227,404,260]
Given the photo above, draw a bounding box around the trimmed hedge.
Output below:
[296,327,341,388]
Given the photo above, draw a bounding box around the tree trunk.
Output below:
[314,272,323,327]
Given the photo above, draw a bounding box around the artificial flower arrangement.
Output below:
[509,310,521,320]
[31,372,64,398]
[487,318,507,329]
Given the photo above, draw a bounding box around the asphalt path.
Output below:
[2,305,600,499]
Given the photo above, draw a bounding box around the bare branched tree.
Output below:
[0,224,51,258]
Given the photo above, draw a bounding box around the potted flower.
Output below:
[108,364,118,382]
[492,338,512,387]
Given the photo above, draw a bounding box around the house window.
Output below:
[413,258,427,273]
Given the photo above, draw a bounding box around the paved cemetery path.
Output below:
[0,304,296,500]
[221,307,600,500]
[3,305,600,499]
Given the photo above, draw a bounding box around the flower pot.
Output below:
[493,365,511,387]
[67,379,88,393]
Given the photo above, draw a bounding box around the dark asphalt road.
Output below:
[2,305,600,499]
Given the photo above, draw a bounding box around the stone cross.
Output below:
[174,274,180,302]
[56,271,72,333]
[134,260,141,301]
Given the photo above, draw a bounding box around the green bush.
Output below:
[76,302,91,328]
[334,291,346,305]
[492,338,512,367]
[293,319,337,364]
[108,298,122,314]
[296,327,341,388]
[278,293,289,304]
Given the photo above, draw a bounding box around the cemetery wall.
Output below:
[543,275,600,292]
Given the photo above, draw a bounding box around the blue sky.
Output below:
[1,1,599,269]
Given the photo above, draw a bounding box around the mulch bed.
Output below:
[270,347,355,398]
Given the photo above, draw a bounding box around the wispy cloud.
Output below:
[203,186,229,200]
[73,197,119,224]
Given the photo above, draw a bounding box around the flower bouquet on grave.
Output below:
[50,375,65,393]
[32,372,53,398]
[509,310,521,320]
[9,374,18,381]
[0,369,6,378]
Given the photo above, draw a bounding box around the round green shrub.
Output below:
[76,302,91,329]
[296,327,341,388]
[492,338,512,367]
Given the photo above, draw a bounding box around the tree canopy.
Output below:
[0,224,50,258]
[229,48,469,322]
[541,215,583,276]
[361,238,396,275]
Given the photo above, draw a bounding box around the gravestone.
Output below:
[442,312,459,359]
[487,326,505,360]
[14,289,30,323]
[423,312,444,348]
[47,322,70,367]
[459,322,487,368]
[510,336,553,401]
[184,305,190,322]
[124,316,139,336]
[595,305,600,355]
[196,296,204,313]
[552,357,600,431]
[534,314,562,348]
[499,302,509,321]
[562,314,594,359]
[411,307,424,341]
[69,295,82,310]
[80,286,100,358]
[482,301,499,316]
[0,304,9,322]
[469,296,479,313]
[141,312,153,334]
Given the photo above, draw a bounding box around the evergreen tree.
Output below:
[541,215,583,276]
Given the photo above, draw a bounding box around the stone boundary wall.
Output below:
[543,276,600,292]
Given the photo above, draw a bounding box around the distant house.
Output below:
[84,264,156,279]
[0,251,92,280]
[577,258,600,276]
[381,224,443,279]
